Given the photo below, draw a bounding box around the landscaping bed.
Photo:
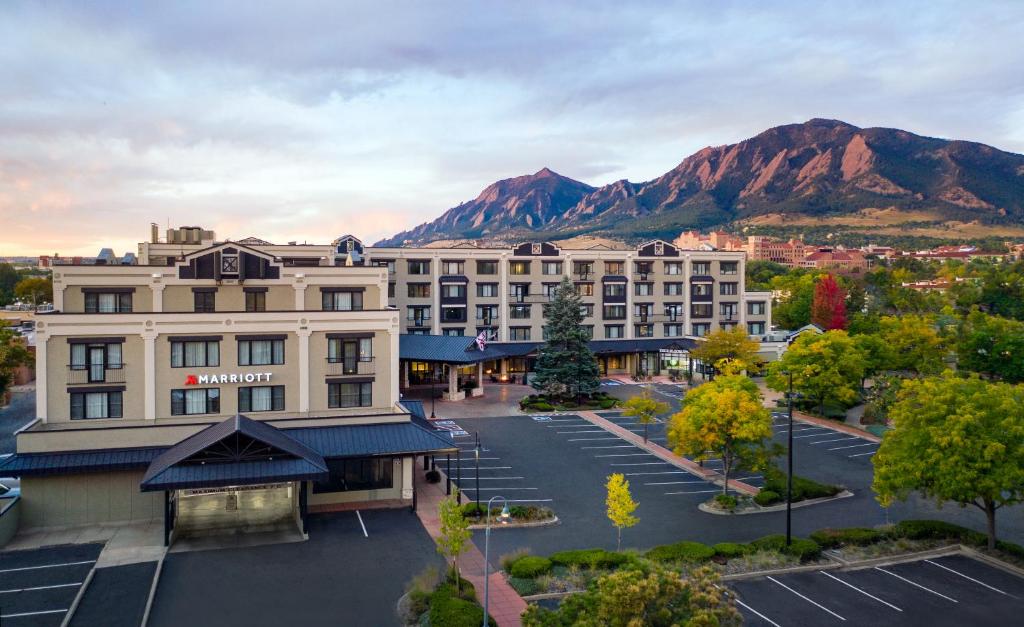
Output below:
[699,469,845,514]
[519,391,618,412]
[460,503,557,528]
[400,567,496,627]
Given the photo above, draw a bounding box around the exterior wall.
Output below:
[305,457,407,508]
[20,471,162,529]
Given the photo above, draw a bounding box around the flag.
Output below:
[475,330,487,351]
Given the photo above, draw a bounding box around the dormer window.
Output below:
[221,254,239,274]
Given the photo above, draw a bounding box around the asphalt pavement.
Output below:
[0,543,102,626]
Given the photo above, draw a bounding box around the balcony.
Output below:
[326,357,375,377]
[68,364,126,384]
[475,315,499,325]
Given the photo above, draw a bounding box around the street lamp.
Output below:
[474,432,481,513]
[430,364,438,419]
[783,370,803,547]
[482,495,510,627]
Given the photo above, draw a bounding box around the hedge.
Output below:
[750,534,821,561]
[754,490,781,506]
[810,527,885,549]
[763,469,841,501]
[549,549,630,569]
[645,541,716,563]
[509,556,552,578]
[599,399,617,409]
[429,589,496,627]
[894,520,988,545]
[712,542,749,558]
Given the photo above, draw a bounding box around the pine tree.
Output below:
[811,274,848,330]
[532,276,601,400]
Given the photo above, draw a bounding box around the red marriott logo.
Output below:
[185,375,199,385]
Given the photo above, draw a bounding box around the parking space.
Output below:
[69,561,157,627]
[434,429,555,506]
[0,543,101,626]
[731,554,1024,626]
[770,411,879,463]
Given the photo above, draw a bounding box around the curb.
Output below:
[698,490,854,516]
[469,516,560,531]
[720,559,842,581]
[521,591,576,602]
[140,555,166,627]
[828,544,962,570]
[958,545,1024,579]
[59,564,96,627]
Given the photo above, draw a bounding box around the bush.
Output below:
[785,538,822,562]
[425,469,441,484]
[531,402,554,411]
[509,556,552,578]
[810,527,885,549]
[549,548,630,569]
[645,541,716,563]
[894,520,986,546]
[500,548,531,572]
[599,399,617,409]
[713,494,737,510]
[750,534,787,552]
[507,576,540,596]
[763,468,841,502]
[429,589,496,627]
[754,490,781,506]
[712,542,749,558]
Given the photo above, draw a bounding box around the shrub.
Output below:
[531,402,554,411]
[785,538,822,562]
[809,527,885,549]
[429,589,496,627]
[508,576,540,596]
[549,548,630,569]
[713,494,737,510]
[712,542,749,558]
[750,534,787,552]
[645,541,716,563]
[425,469,441,484]
[754,490,781,506]
[500,548,531,572]
[763,468,841,502]
[460,503,486,518]
[509,556,552,578]
[599,399,617,409]
[894,520,986,546]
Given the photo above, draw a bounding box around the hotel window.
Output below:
[543,283,560,300]
[692,323,711,337]
[238,338,285,366]
[244,290,266,312]
[477,283,498,297]
[542,261,562,275]
[408,306,431,326]
[476,305,498,324]
[328,337,372,371]
[509,327,531,341]
[748,321,766,335]
[604,324,624,339]
[575,282,594,296]
[170,340,220,368]
[476,260,498,275]
[634,261,653,277]
[441,306,467,323]
[692,283,712,297]
[720,261,739,275]
[408,283,430,298]
[635,282,653,296]
[388,282,395,298]
[664,261,682,275]
[691,303,713,318]
[635,324,654,338]
[692,261,711,275]
[603,283,626,298]
[509,304,532,319]
[573,261,594,277]
[664,323,683,337]
[84,291,132,313]
[328,382,373,409]
[509,261,530,275]
[634,303,654,321]
[747,301,766,316]
[314,457,392,493]
[720,322,738,331]
[604,261,624,275]
[510,283,529,301]
[664,303,683,320]
[407,329,429,336]
[603,304,626,319]
[372,259,396,273]
[70,390,123,419]
[70,341,123,382]
[664,282,683,296]
[221,253,239,274]
[408,260,430,275]
[720,303,738,319]
[443,328,465,337]
[442,260,464,275]
[238,385,285,412]
[193,290,216,313]
[581,325,594,340]
[170,388,220,416]
[720,282,738,296]
[580,303,594,318]
[322,290,364,311]
[441,284,466,299]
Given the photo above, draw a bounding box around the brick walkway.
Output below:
[577,411,760,496]
[414,464,528,627]
[789,409,882,443]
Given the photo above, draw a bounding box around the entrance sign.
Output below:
[185,372,273,385]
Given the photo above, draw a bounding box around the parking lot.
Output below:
[0,543,100,626]
[731,554,1024,626]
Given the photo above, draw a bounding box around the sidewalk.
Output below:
[414,466,528,627]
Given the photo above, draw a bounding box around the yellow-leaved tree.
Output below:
[605,473,638,551]
[690,327,764,378]
[621,388,669,443]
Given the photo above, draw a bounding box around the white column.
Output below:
[401,457,414,500]
[402,361,410,389]
[498,253,509,342]
[35,332,47,422]
[390,329,400,405]
[293,284,307,310]
[52,275,64,310]
[142,330,157,420]
[476,361,484,395]
[448,364,457,396]
[151,284,165,312]
[298,328,311,413]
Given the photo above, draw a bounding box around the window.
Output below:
[238,339,285,366]
[604,261,624,275]
[443,328,465,336]
[245,290,266,312]
[664,323,683,337]
[603,304,626,319]
[720,303,737,319]
[408,283,430,298]
[635,282,653,296]
[543,283,560,300]
[408,329,429,335]
[70,390,123,419]
[476,305,498,324]
[603,283,626,298]
[171,340,220,368]
[692,323,711,337]
[692,283,712,297]
[747,301,766,316]
[692,261,711,275]
[634,304,654,321]
[84,291,132,313]
[573,261,594,277]
[635,324,654,338]
[372,259,396,273]
[748,321,766,335]
[238,385,285,412]
[509,261,530,275]
[634,261,653,276]
[581,325,594,340]
[664,303,683,320]
[509,304,531,319]
[720,261,739,275]
[441,284,466,299]
[664,261,682,275]
[328,382,373,409]
[664,282,683,296]
[575,282,594,296]
[327,337,372,372]
[580,303,594,318]
[408,306,431,326]
[313,457,392,493]
[542,261,562,275]
[322,291,364,311]
[441,306,467,322]
[720,322,738,331]
[442,260,464,275]
[170,388,220,415]
[70,342,123,382]
[476,260,497,275]
[477,283,498,297]
[604,325,624,339]
[193,290,216,313]
[408,260,430,275]
[720,282,738,296]
[509,327,531,341]
[388,282,395,298]
[691,303,713,318]
[510,283,529,301]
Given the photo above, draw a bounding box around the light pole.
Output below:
[482,495,510,627]
[474,432,481,513]
[783,370,802,547]
[430,364,438,419]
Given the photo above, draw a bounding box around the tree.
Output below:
[532,277,601,400]
[689,327,763,377]
[767,330,866,416]
[811,274,847,330]
[852,332,890,386]
[605,473,638,551]
[522,564,740,627]
[745,260,790,291]
[956,311,1024,383]
[668,374,772,495]
[0,328,33,399]
[876,314,948,375]
[0,264,18,306]
[621,388,669,443]
[14,276,53,308]
[770,272,816,329]
[436,490,472,592]
[873,373,1024,549]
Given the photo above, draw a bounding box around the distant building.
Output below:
[745,236,810,266]
[674,230,745,251]
[799,247,869,274]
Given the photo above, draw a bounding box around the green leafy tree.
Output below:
[767,330,866,416]
[876,314,947,375]
[745,260,790,291]
[873,373,1024,549]
[956,311,1024,383]
[0,264,18,306]
[621,388,669,443]
[532,277,600,399]
[605,473,638,551]
[668,374,772,495]
[14,276,53,308]
[852,333,890,386]
[436,490,472,592]
[689,327,763,377]
[770,272,816,329]
[0,328,33,398]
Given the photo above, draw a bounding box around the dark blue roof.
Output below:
[399,334,693,362]
[141,458,327,492]
[0,447,165,476]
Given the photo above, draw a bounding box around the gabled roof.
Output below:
[178,240,279,263]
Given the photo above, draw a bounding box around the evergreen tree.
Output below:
[531,277,601,399]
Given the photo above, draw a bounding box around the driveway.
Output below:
[0,386,36,454]
[148,508,443,627]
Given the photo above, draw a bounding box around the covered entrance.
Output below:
[174,483,296,537]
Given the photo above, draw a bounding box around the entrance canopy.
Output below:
[398,334,697,365]
[140,414,328,492]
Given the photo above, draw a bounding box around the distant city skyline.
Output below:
[2,0,1024,256]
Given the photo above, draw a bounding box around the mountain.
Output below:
[377,119,1024,246]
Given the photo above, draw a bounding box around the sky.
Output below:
[2,0,1023,256]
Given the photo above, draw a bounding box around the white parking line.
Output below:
[0,609,69,619]
[610,462,670,466]
[874,567,958,602]
[0,582,82,594]
[848,451,877,458]
[793,432,844,439]
[581,445,636,449]
[0,560,96,574]
[767,576,846,621]
[546,423,598,428]
[355,510,368,537]
[568,437,620,441]
[624,471,688,476]
[827,443,878,451]
[819,571,902,611]
[450,466,512,470]
[594,453,655,458]
[472,477,525,480]
[733,598,781,627]
[924,559,1012,596]
[460,487,539,491]
[502,499,554,503]
[809,437,862,445]
[557,430,607,434]
[664,489,721,495]
[644,480,709,486]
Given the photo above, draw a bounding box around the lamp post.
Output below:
[482,495,510,627]
[783,370,802,547]
[430,364,438,419]
[474,432,481,513]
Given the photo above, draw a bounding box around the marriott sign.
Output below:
[184,373,274,385]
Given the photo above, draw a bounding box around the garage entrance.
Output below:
[174,483,297,536]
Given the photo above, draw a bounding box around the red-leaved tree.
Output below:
[811,274,848,330]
